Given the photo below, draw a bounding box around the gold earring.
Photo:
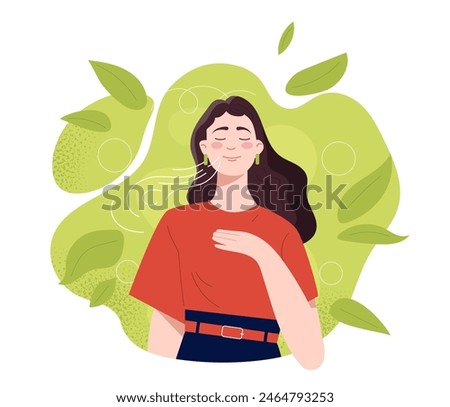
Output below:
[203,154,209,165]
[255,153,260,165]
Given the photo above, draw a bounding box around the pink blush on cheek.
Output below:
[241,142,253,149]
[211,141,223,149]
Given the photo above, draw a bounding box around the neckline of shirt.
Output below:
[202,201,261,214]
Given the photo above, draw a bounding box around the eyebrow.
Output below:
[212,126,229,133]
[236,126,251,133]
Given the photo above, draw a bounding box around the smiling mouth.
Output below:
[223,155,241,161]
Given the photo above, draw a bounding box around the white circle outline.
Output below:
[97,138,133,174]
[319,261,344,286]
[168,86,256,115]
[321,141,357,176]
[178,89,199,114]
[115,260,139,284]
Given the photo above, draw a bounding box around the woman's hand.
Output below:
[213,228,324,369]
[212,229,272,260]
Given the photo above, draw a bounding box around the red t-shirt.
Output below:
[129,202,318,323]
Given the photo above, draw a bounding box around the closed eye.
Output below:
[239,137,250,141]
[214,137,226,141]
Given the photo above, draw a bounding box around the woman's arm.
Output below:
[254,248,324,369]
[129,209,186,359]
[213,230,324,369]
[148,309,184,358]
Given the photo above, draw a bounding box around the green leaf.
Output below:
[338,224,407,244]
[61,230,124,285]
[338,156,393,223]
[90,278,116,307]
[61,110,111,132]
[330,298,389,335]
[278,22,295,55]
[89,61,147,110]
[286,53,348,95]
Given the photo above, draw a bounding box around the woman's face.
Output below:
[200,112,264,177]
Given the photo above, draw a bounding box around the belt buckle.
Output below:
[221,325,244,340]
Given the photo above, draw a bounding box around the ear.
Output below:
[199,140,207,154]
[256,141,264,154]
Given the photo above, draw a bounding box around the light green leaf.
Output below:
[278,22,295,55]
[338,224,407,244]
[61,230,124,285]
[330,298,389,334]
[89,61,147,110]
[286,53,348,95]
[90,278,116,307]
[61,110,111,132]
[338,156,393,223]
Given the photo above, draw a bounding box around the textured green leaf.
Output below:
[338,224,407,244]
[61,110,111,132]
[278,22,295,55]
[338,156,393,223]
[89,61,147,110]
[330,298,389,334]
[90,278,116,307]
[286,53,348,95]
[61,230,124,285]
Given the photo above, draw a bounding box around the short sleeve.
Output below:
[129,211,185,323]
[281,229,318,302]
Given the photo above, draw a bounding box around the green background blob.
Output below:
[51,63,400,355]
[53,96,154,193]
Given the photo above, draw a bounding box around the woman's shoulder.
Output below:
[255,206,298,233]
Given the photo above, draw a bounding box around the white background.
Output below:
[1,1,449,406]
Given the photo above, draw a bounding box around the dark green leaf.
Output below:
[286,53,348,95]
[278,22,295,55]
[90,278,116,307]
[61,230,124,285]
[338,224,407,244]
[61,110,111,132]
[338,156,393,223]
[330,298,389,334]
[89,61,147,110]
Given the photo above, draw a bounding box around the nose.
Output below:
[226,146,236,150]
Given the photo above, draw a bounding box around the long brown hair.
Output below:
[187,96,317,243]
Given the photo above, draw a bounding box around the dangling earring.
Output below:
[255,153,260,165]
[203,154,209,166]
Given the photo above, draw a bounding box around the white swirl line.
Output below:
[191,161,220,187]
[134,173,197,186]
[129,207,140,218]
[173,156,219,171]
[168,85,256,101]
[173,162,203,171]
[126,171,209,215]
[141,188,162,206]
[110,208,144,234]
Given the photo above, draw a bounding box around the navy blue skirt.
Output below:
[177,310,281,363]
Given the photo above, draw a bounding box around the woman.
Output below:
[130,96,324,367]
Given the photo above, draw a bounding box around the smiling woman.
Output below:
[129,96,324,367]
